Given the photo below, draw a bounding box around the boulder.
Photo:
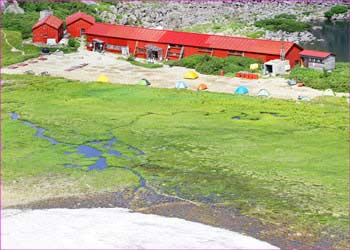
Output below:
[4,2,24,14]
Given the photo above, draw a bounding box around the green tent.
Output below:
[137,78,151,86]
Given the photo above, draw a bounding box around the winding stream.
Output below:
[10,111,222,206]
[10,112,151,190]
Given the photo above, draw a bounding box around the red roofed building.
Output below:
[85,22,303,67]
[32,15,64,44]
[300,50,335,71]
[66,11,95,38]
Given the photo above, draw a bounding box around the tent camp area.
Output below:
[3,49,340,101]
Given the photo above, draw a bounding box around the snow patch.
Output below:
[2,208,279,249]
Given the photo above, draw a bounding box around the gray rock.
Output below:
[120,16,128,25]
[4,2,24,14]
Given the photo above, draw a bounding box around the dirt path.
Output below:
[2,30,25,55]
[2,50,348,101]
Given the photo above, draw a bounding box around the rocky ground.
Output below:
[2,0,349,43]
[98,1,350,43]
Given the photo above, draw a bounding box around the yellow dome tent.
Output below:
[184,71,199,79]
[250,63,259,70]
[97,75,110,83]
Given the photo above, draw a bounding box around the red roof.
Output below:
[86,23,166,42]
[66,11,95,25]
[86,23,300,55]
[299,50,332,58]
[32,15,63,30]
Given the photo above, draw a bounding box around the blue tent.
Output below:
[176,81,188,89]
[234,85,249,95]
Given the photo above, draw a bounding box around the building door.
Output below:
[93,40,105,52]
[121,46,130,56]
[80,28,85,37]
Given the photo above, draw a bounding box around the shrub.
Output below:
[127,56,135,62]
[129,60,163,69]
[68,38,76,48]
[324,11,334,19]
[331,5,348,14]
[287,63,349,92]
[254,16,310,33]
[275,14,296,19]
[165,55,259,76]
[324,5,348,19]
[2,13,39,39]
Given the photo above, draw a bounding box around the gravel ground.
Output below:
[4,49,346,101]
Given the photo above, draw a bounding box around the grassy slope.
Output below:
[2,74,348,244]
[2,30,80,67]
[1,30,42,67]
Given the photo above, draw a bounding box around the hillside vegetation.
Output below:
[324,5,349,19]
[255,14,311,33]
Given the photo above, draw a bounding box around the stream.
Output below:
[10,111,222,206]
[10,112,152,195]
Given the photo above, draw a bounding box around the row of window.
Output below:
[306,57,323,63]
[104,43,245,57]
[106,44,123,51]
[197,48,243,56]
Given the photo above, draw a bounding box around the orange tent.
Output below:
[197,83,208,91]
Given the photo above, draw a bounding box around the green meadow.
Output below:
[2,74,348,245]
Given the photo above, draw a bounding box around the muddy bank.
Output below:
[7,188,345,249]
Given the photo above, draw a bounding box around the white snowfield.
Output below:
[2,208,279,249]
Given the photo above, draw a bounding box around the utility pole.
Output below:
[280,31,285,61]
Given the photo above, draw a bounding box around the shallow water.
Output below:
[77,145,102,158]
[10,112,141,172]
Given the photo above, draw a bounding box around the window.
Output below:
[198,48,212,53]
[106,44,122,51]
[228,50,244,56]
[136,47,146,54]
[44,34,48,38]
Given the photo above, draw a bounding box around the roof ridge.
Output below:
[92,22,296,45]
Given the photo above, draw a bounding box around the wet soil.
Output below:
[7,188,346,250]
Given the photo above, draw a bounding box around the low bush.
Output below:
[165,54,260,75]
[130,61,163,69]
[287,63,349,92]
[126,57,163,68]
[324,5,348,19]
[254,15,311,33]
[68,38,77,48]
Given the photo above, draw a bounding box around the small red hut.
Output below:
[32,15,64,44]
[66,11,95,38]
